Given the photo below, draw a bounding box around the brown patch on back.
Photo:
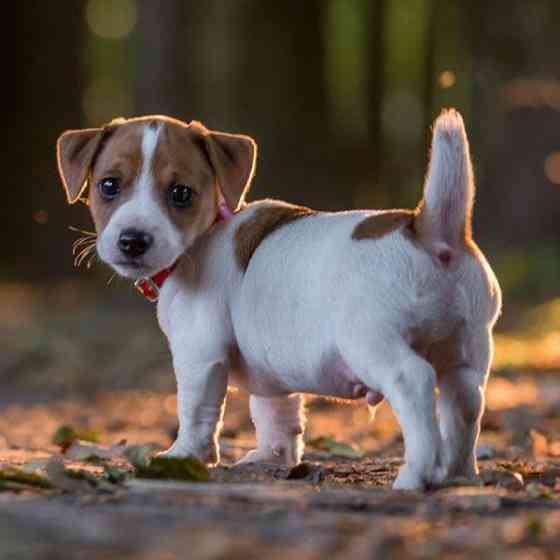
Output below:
[235,202,316,271]
[352,210,416,241]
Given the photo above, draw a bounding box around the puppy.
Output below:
[56,110,501,489]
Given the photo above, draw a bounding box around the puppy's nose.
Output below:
[118,228,153,258]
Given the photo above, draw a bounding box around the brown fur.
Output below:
[57,128,103,203]
[58,115,256,244]
[151,121,218,236]
[235,202,316,271]
[352,210,416,241]
[86,118,220,238]
[88,123,146,232]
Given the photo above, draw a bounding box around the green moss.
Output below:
[52,425,101,449]
[0,468,51,490]
[135,456,211,482]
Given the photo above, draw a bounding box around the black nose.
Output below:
[118,229,153,258]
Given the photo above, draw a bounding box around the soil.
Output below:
[0,282,559,559]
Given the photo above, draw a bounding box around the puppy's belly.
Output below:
[230,352,378,402]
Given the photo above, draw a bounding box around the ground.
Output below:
[0,281,559,559]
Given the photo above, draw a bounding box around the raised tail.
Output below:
[417,109,475,251]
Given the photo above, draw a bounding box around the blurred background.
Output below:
[2,0,559,439]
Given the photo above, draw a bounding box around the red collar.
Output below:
[134,203,233,303]
[134,263,177,302]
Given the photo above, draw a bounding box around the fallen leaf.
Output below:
[481,469,524,491]
[307,436,364,459]
[45,457,116,494]
[135,456,211,482]
[104,465,128,484]
[21,459,50,474]
[526,482,553,499]
[52,425,101,451]
[66,439,127,462]
[124,445,154,469]
[0,466,51,490]
[45,457,95,493]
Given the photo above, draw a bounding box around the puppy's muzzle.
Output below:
[118,228,153,258]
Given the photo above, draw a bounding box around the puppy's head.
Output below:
[56,116,256,279]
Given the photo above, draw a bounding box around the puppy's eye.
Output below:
[168,184,193,209]
[98,178,120,200]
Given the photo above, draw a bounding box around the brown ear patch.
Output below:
[235,202,316,271]
[352,210,416,241]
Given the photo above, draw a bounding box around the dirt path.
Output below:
[1,285,559,559]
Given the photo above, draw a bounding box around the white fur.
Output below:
[421,109,474,249]
[130,113,500,490]
[97,124,184,279]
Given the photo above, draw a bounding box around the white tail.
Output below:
[417,109,475,249]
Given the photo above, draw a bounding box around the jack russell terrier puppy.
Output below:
[56,109,501,490]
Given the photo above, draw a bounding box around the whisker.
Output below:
[69,225,98,271]
[74,244,96,267]
[73,243,96,260]
[72,238,97,255]
[85,253,97,269]
[70,226,98,266]
[69,225,97,237]
[72,234,96,246]
[77,250,93,267]
[107,273,116,286]
[71,233,96,244]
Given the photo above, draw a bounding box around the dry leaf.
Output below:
[307,436,364,459]
[135,456,211,482]
[66,439,127,462]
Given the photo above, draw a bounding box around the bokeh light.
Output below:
[544,151,560,184]
[83,77,134,125]
[438,70,456,89]
[86,0,137,40]
[502,78,560,109]
[32,210,48,225]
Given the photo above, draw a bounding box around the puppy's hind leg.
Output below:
[343,338,444,490]
[237,394,306,466]
[436,326,492,480]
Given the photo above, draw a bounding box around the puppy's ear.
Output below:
[192,122,257,212]
[56,128,104,204]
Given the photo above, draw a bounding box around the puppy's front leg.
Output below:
[162,357,228,466]
[237,394,305,466]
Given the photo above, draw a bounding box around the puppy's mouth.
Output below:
[111,255,178,280]
[114,259,144,269]
[112,258,154,279]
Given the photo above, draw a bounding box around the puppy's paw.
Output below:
[393,464,446,491]
[393,465,445,491]
[159,440,219,466]
[393,466,426,490]
[442,461,478,482]
[236,447,299,467]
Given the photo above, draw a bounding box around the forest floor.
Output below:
[0,281,559,559]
